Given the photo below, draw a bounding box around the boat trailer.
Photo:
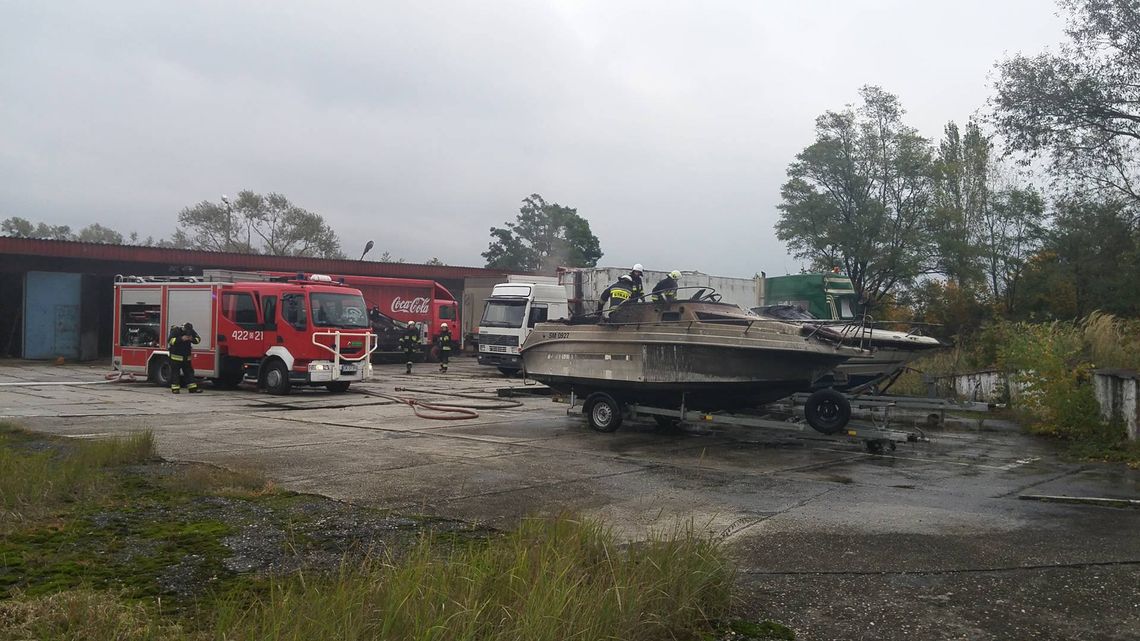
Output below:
[562,389,929,454]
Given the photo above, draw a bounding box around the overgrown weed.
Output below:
[0,426,154,528]
[213,515,733,641]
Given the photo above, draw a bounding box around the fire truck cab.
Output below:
[112,274,377,394]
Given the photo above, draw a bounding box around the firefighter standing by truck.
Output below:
[400,322,421,374]
[168,322,202,393]
[437,322,453,373]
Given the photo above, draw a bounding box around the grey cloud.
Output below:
[1,0,1064,275]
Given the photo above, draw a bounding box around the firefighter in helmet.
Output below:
[629,264,645,302]
[652,270,682,302]
[597,274,634,316]
[400,322,421,374]
[168,321,202,393]
[436,322,453,373]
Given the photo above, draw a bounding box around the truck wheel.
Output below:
[213,357,245,389]
[498,367,519,377]
[584,392,623,433]
[804,388,851,435]
[148,357,172,388]
[325,381,350,393]
[427,345,440,363]
[262,359,292,395]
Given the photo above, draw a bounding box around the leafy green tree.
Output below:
[483,194,602,272]
[776,86,937,305]
[1016,197,1140,319]
[2,217,128,244]
[1,217,35,238]
[176,191,344,258]
[76,223,124,244]
[992,0,1140,207]
[425,257,446,266]
[981,186,1045,313]
[931,121,991,286]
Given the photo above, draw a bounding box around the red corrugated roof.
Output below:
[0,237,523,280]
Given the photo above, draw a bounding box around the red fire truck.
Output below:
[112,273,377,394]
[263,272,459,359]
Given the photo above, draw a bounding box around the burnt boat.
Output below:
[520,290,865,411]
[753,304,946,392]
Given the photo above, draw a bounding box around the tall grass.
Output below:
[0,589,197,641]
[0,428,154,525]
[213,515,733,641]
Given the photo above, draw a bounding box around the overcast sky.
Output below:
[1,1,1066,277]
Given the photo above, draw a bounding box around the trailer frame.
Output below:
[564,389,928,454]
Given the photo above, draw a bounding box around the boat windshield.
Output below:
[754,304,816,321]
[481,299,527,328]
[311,292,371,328]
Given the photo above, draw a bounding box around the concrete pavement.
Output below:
[2,358,1137,640]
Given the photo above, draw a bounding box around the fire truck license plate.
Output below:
[340,364,357,374]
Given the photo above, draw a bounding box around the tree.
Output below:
[931,121,992,286]
[776,86,937,305]
[482,194,602,272]
[1,217,34,238]
[2,217,128,243]
[76,223,124,244]
[378,251,405,263]
[1016,196,1140,318]
[992,0,1140,210]
[425,257,446,266]
[176,191,344,258]
[981,186,1045,313]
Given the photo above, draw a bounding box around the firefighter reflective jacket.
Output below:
[437,329,453,352]
[652,276,678,301]
[399,327,421,352]
[167,326,200,361]
[598,281,633,310]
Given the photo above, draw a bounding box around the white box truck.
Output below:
[476,277,571,374]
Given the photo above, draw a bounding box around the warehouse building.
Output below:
[0,238,513,361]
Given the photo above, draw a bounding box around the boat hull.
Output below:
[521,322,856,408]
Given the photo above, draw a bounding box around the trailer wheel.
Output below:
[653,415,683,431]
[804,388,851,435]
[148,357,173,388]
[584,393,623,432]
[262,359,292,395]
[325,381,351,393]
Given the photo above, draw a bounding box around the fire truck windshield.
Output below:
[311,292,370,328]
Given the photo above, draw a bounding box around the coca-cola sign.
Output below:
[391,296,430,315]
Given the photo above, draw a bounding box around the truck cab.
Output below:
[477,282,570,374]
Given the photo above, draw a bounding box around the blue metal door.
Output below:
[24,271,82,360]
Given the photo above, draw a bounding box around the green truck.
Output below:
[759,272,861,321]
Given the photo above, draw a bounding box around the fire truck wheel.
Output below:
[325,381,351,393]
[148,357,173,388]
[213,358,245,389]
[427,345,440,362]
[262,359,292,395]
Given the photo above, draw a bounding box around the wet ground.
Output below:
[2,357,1138,640]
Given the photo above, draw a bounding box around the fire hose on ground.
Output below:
[356,386,525,421]
[0,370,139,386]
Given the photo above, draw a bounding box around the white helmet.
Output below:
[632,263,644,272]
[441,322,448,329]
[618,274,632,282]
[669,270,681,279]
